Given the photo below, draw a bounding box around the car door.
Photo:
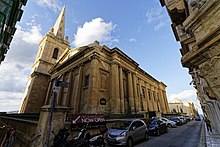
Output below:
[158,120,165,133]
[129,121,139,142]
[136,121,146,141]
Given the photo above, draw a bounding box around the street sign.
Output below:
[57,80,70,88]
[100,98,106,105]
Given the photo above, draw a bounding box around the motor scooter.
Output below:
[52,126,89,147]
[87,125,108,147]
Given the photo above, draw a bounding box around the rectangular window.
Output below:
[148,89,151,100]
[101,73,107,90]
[153,92,156,101]
[142,87,145,98]
[84,75,89,87]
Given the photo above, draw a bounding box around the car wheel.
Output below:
[168,124,172,128]
[145,132,149,140]
[156,130,160,136]
[127,138,133,147]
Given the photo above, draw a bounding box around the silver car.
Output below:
[106,119,148,147]
[153,117,176,128]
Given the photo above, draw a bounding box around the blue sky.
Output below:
[0,0,201,113]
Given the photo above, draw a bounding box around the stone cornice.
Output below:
[30,71,50,78]
[181,33,220,67]
[183,0,219,31]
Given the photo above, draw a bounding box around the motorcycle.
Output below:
[52,125,108,147]
[87,125,108,147]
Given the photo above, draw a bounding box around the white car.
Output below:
[154,117,176,128]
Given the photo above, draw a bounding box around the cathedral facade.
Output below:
[20,6,170,116]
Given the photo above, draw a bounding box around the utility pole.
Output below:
[45,75,61,147]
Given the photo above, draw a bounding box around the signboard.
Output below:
[100,98,106,105]
[70,114,106,125]
[57,80,70,88]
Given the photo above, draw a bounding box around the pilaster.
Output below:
[73,65,83,113]
[111,63,120,113]
[128,72,135,113]
[119,66,125,113]
[88,54,99,113]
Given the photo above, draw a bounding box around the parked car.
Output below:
[106,119,148,147]
[184,115,191,122]
[179,116,187,124]
[161,117,177,128]
[147,119,168,136]
[153,117,176,128]
[195,116,201,121]
[171,116,182,126]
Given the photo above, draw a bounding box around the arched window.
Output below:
[52,48,59,59]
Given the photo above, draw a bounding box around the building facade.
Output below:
[20,6,170,116]
[169,98,197,117]
[0,0,27,64]
[160,0,220,134]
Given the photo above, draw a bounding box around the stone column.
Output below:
[111,63,120,113]
[163,91,170,112]
[119,67,125,113]
[147,87,153,111]
[158,90,165,113]
[128,72,135,113]
[88,55,99,113]
[145,84,150,112]
[44,80,53,105]
[138,80,143,111]
[133,74,138,113]
[73,65,83,114]
[150,87,155,111]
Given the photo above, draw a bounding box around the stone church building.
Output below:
[20,6,170,116]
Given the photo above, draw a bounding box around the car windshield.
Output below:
[150,120,158,125]
[111,121,132,130]
[172,117,178,121]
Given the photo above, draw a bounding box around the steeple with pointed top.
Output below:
[53,6,65,39]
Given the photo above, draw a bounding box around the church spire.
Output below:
[53,5,65,39]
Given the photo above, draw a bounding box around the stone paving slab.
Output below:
[205,124,220,147]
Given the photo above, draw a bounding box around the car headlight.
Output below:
[119,131,127,137]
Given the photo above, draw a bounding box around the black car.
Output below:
[147,119,168,136]
[171,117,182,126]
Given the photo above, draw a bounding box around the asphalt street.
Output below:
[107,120,204,147]
[136,120,203,147]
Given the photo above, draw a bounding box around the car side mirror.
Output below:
[132,126,136,130]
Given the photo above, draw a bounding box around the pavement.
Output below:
[204,121,220,147]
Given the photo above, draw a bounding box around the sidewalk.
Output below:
[204,122,220,147]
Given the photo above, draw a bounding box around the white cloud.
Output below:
[73,18,118,47]
[154,21,166,31]
[129,38,136,42]
[169,90,203,114]
[145,7,168,31]
[146,7,163,23]
[35,0,62,12]
[169,90,196,102]
[16,25,43,45]
[0,17,43,112]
